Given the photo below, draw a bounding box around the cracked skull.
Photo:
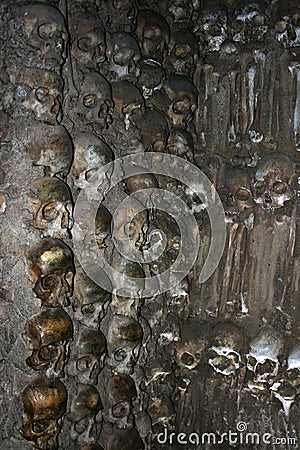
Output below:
[20,376,67,450]
[27,237,74,308]
[28,177,73,239]
[106,31,141,82]
[23,308,73,378]
[253,154,296,210]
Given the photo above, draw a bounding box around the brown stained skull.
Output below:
[104,373,137,429]
[106,0,138,33]
[107,314,143,375]
[21,121,73,179]
[275,0,300,49]
[74,265,112,328]
[23,308,73,378]
[208,322,247,376]
[135,108,169,152]
[253,154,296,211]
[20,376,67,450]
[27,238,74,308]
[75,71,113,133]
[69,12,106,69]
[217,165,254,218]
[135,9,170,63]
[231,0,270,43]
[69,385,103,446]
[19,67,63,125]
[167,30,198,78]
[28,177,73,239]
[137,59,165,100]
[14,2,67,71]
[164,74,198,128]
[111,80,144,130]
[106,31,141,82]
[167,0,195,27]
[69,326,107,385]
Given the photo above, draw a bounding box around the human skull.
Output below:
[135,108,169,152]
[69,385,103,446]
[21,121,73,178]
[106,31,141,82]
[165,277,190,318]
[111,250,145,301]
[253,154,296,210]
[164,74,198,128]
[105,426,144,450]
[18,67,63,125]
[137,59,165,99]
[70,326,107,385]
[167,30,198,78]
[230,0,270,43]
[199,2,228,52]
[286,343,300,390]
[106,314,143,374]
[106,0,138,33]
[176,318,211,371]
[103,373,136,429]
[247,326,284,386]
[74,71,113,133]
[28,177,73,239]
[27,237,74,307]
[74,265,112,328]
[147,395,176,430]
[69,12,106,69]
[111,80,144,130]
[167,0,194,27]
[135,9,170,63]
[15,2,67,70]
[275,0,300,48]
[208,322,246,376]
[167,127,194,160]
[23,308,73,378]
[20,376,67,450]
[217,165,254,218]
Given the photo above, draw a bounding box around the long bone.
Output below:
[249,50,266,143]
[240,49,254,136]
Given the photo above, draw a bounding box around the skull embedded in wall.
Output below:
[167,0,194,27]
[208,321,247,376]
[286,343,300,391]
[28,177,73,239]
[165,277,190,318]
[247,326,284,387]
[147,395,176,430]
[199,2,228,53]
[106,314,143,374]
[106,0,138,33]
[166,30,198,78]
[27,237,74,307]
[135,108,169,152]
[137,59,165,99]
[69,12,106,70]
[135,9,170,63]
[21,121,73,178]
[20,376,67,450]
[23,308,73,378]
[69,385,103,446]
[106,31,141,82]
[167,127,194,160]
[74,71,113,133]
[111,80,144,130]
[103,373,136,429]
[176,318,211,371]
[74,265,112,328]
[164,74,198,128]
[230,0,270,44]
[274,0,300,48]
[217,165,254,219]
[105,425,144,450]
[15,2,67,71]
[70,326,107,385]
[253,154,296,211]
[18,67,63,125]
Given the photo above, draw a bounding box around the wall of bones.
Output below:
[0,0,299,448]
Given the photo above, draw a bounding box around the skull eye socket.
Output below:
[275,20,287,33]
[114,349,127,361]
[272,181,287,194]
[32,420,51,434]
[77,37,93,52]
[42,202,60,220]
[113,51,130,66]
[235,188,250,201]
[112,400,130,418]
[247,355,257,369]
[77,356,95,371]
[143,27,159,40]
[180,352,195,366]
[75,417,90,433]
[254,181,265,194]
[39,344,59,361]
[173,99,191,114]
[35,88,49,102]
[81,303,96,315]
[41,274,59,291]
[253,14,265,26]
[83,95,99,108]
[174,45,191,58]
[38,23,59,40]
[232,19,244,33]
